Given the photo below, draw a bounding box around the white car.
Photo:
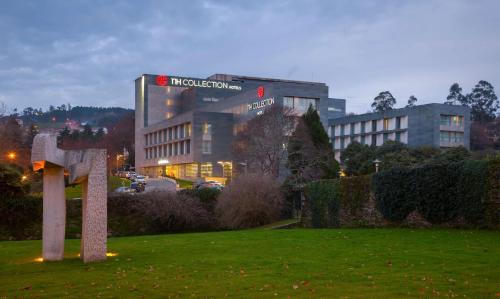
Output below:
[114,186,135,194]
[135,175,147,184]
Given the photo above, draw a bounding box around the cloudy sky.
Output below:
[1,0,499,113]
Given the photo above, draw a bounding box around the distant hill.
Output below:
[17,106,133,128]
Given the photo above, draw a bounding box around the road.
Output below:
[144,178,177,193]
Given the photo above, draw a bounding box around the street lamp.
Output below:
[373,159,381,173]
[7,152,16,161]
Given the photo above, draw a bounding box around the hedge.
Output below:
[305,180,341,227]
[306,157,499,228]
[373,158,498,228]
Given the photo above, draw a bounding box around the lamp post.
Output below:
[373,159,381,173]
[7,152,16,161]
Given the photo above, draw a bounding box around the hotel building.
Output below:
[135,73,346,181]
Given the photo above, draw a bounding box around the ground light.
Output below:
[33,257,43,262]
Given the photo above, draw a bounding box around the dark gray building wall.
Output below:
[329,103,470,149]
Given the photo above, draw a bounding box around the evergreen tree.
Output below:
[371,91,396,112]
[81,124,94,140]
[445,83,467,105]
[94,127,105,140]
[302,105,331,147]
[468,80,499,123]
[406,95,417,108]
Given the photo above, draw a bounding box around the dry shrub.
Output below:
[108,191,214,235]
[215,173,283,229]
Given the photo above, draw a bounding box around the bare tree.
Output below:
[233,106,295,177]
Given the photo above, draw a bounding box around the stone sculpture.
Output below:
[31,134,107,263]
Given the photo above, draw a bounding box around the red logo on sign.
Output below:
[156,75,168,86]
[257,86,265,98]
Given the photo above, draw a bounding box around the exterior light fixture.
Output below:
[158,159,169,165]
[373,159,381,173]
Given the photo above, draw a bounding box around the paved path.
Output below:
[144,178,177,193]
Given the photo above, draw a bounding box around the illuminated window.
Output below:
[200,162,213,177]
[383,118,389,130]
[185,163,198,178]
[186,123,191,137]
[203,123,212,135]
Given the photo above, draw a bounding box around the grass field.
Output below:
[1,229,499,298]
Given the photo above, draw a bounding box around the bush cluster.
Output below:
[0,195,42,240]
[306,156,499,229]
[215,173,283,229]
[373,157,498,228]
[1,172,287,240]
[304,180,341,227]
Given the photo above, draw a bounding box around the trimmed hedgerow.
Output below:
[485,155,500,228]
[414,164,458,224]
[0,195,42,240]
[372,167,418,222]
[305,180,341,228]
[339,175,372,216]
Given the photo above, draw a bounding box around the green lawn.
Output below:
[1,229,499,298]
[65,176,130,199]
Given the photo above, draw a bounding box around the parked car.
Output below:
[130,182,145,193]
[195,181,224,190]
[135,175,147,185]
[114,186,135,194]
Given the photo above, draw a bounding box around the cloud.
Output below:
[0,0,499,113]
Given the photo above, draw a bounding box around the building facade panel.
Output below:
[135,73,346,180]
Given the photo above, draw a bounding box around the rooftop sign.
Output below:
[154,74,242,91]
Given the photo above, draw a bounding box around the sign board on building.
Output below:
[154,75,242,91]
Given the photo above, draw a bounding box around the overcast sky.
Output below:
[1,0,499,114]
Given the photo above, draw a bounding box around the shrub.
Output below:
[0,163,29,198]
[485,155,500,228]
[452,160,488,225]
[372,167,417,222]
[215,173,283,229]
[0,195,42,240]
[305,180,341,228]
[178,188,221,211]
[339,175,371,216]
[414,164,458,224]
[108,192,214,235]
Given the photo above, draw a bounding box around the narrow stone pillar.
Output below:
[81,151,107,262]
[42,164,66,261]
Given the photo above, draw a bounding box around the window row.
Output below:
[145,140,191,159]
[440,115,464,128]
[331,116,408,137]
[440,131,464,144]
[333,132,408,150]
[145,123,191,146]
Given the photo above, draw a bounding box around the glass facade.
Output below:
[283,96,319,115]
